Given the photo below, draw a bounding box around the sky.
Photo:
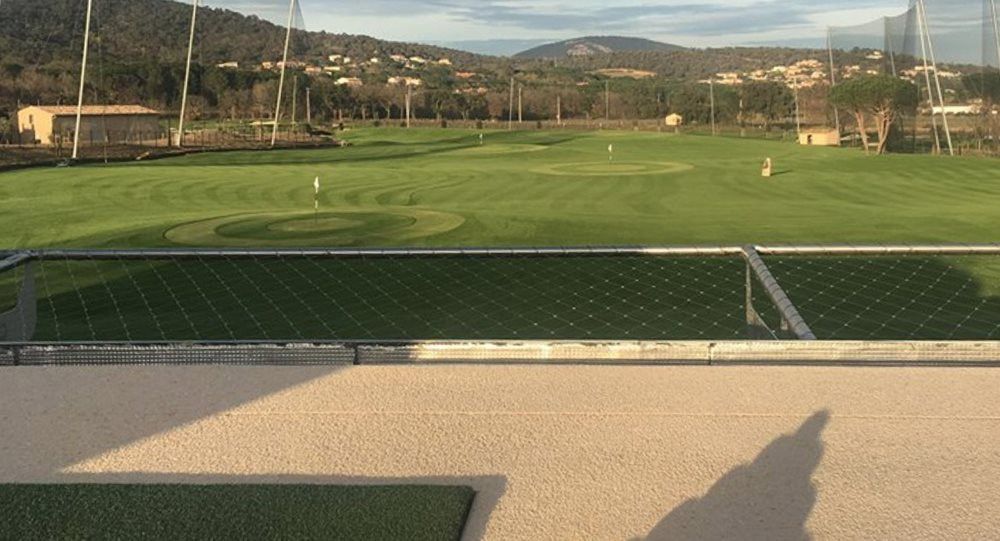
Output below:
[292,0,907,47]
[208,0,993,61]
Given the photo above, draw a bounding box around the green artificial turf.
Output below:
[0,484,475,541]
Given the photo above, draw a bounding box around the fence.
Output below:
[2,245,1000,366]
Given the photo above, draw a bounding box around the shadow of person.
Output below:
[645,410,829,541]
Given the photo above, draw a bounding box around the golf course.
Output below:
[1,128,999,249]
[2,128,1000,343]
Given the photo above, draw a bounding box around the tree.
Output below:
[740,81,793,132]
[830,75,918,155]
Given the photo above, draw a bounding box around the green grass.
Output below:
[2,129,1000,341]
[1,128,999,248]
[0,484,475,540]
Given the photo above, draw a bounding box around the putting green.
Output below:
[532,161,693,176]
[165,209,466,247]
[449,143,548,156]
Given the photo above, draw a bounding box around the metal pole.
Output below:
[291,74,298,127]
[507,77,514,130]
[270,0,296,147]
[72,0,93,161]
[517,85,522,123]
[405,84,412,128]
[919,0,954,156]
[605,80,610,121]
[885,16,897,76]
[827,28,841,135]
[794,84,802,136]
[991,0,1000,71]
[742,246,817,340]
[305,87,311,125]
[916,2,942,155]
[709,79,717,136]
[177,0,198,147]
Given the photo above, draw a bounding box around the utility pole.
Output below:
[291,74,298,126]
[827,28,841,135]
[72,0,93,161]
[507,77,514,130]
[177,0,199,147]
[271,0,296,147]
[991,0,1000,74]
[305,87,311,125]
[793,84,802,136]
[517,85,523,123]
[605,80,610,121]
[709,79,717,136]
[919,0,953,156]
[405,84,412,127]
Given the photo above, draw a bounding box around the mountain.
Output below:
[515,36,686,59]
[435,39,554,57]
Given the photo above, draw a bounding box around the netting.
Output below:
[3,249,1000,346]
[767,254,1000,340]
[6,253,769,342]
[830,1,1000,68]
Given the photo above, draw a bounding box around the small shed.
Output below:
[798,129,840,147]
[665,113,684,127]
[17,105,160,146]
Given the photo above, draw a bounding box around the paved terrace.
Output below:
[2,364,999,539]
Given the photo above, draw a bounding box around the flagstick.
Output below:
[177,0,199,148]
[271,0,296,148]
[72,0,94,161]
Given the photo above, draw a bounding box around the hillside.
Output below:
[515,36,685,59]
[0,0,483,67]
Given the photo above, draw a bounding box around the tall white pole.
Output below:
[919,0,954,156]
[709,79,716,136]
[991,0,1000,70]
[916,1,942,155]
[177,0,199,147]
[72,0,94,160]
[827,28,841,134]
[507,77,514,130]
[794,84,802,136]
[271,0,296,147]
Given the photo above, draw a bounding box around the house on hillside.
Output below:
[17,105,160,146]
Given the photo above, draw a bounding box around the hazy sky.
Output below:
[217,0,910,47]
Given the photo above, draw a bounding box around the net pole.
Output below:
[885,17,898,76]
[270,0,297,148]
[709,79,717,136]
[827,28,842,134]
[916,3,943,155]
[177,0,199,148]
[507,77,514,130]
[919,0,955,156]
[991,0,1000,70]
[741,246,817,340]
[71,0,94,161]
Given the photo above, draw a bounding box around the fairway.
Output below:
[2,128,1000,249]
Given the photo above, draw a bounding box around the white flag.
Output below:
[314,176,320,194]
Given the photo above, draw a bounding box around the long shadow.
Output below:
[0,367,504,540]
[645,411,829,541]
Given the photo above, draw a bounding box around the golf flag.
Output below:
[608,144,614,162]
[313,177,320,211]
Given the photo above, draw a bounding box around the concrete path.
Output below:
[2,364,999,540]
